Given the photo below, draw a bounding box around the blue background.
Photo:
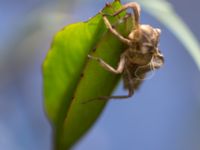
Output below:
[0,0,199,150]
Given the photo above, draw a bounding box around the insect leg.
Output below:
[82,67,134,103]
[82,88,134,104]
[101,14,131,45]
[102,69,135,100]
[88,55,125,74]
[97,88,134,100]
[112,2,141,28]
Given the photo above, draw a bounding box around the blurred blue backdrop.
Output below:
[0,0,200,150]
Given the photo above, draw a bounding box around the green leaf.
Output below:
[136,0,200,70]
[43,1,133,149]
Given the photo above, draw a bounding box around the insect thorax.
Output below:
[126,24,163,67]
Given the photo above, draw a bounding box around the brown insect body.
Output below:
[123,24,164,93]
[87,2,164,101]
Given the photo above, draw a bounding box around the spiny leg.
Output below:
[82,88,134,104]
[112,2,141,28]
[101,2,141,43]
[82,66,135,104]
[101,68,135,100]
[97,88,134,100]
[101,13,131,45]
[88,55,125,74]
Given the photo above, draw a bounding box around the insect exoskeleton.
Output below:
[87,2,164,102]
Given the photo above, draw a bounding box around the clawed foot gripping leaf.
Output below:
[42,0,133,149]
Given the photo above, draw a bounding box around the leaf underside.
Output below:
[43,1,133,149]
